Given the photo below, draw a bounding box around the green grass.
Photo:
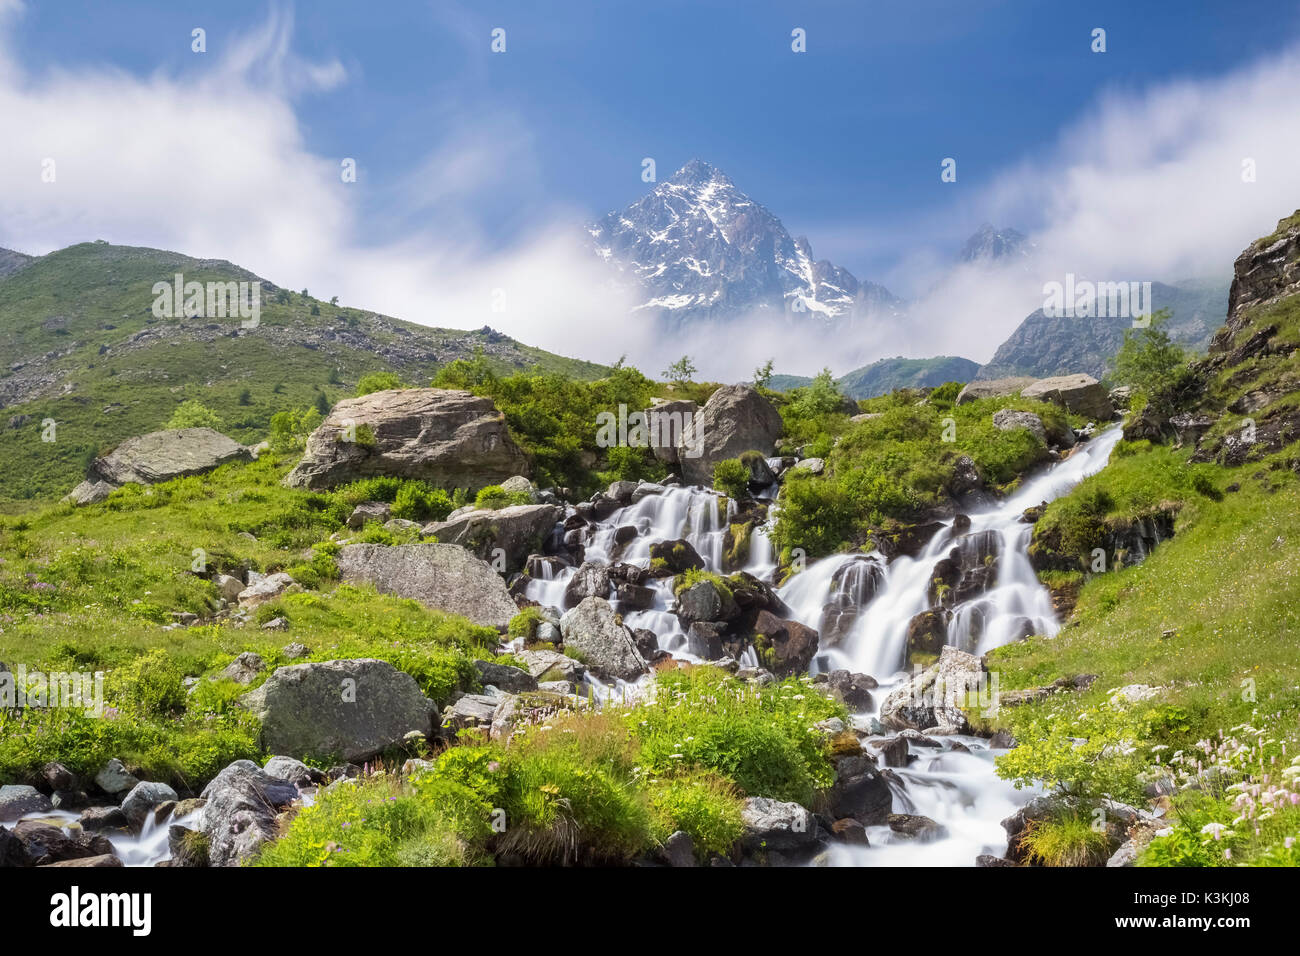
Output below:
[0,242,610,506]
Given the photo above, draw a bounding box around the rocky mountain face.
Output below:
[959,224,1032,264]
[590,160,904,325]
[0,248,33,280]
[977,279,1229,381]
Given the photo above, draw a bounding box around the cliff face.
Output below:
[1187,211,1300,467]
[1207,210,1300,363]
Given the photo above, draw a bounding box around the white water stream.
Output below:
[4,429,1120,867]
[527,426,1124,865]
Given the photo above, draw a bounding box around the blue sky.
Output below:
[11,0,1300,284]
[4,1,1300,375]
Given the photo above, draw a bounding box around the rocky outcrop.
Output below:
[1211,210,1300,356]
[559,597,647,681]
[285,388,529,490]
[678,385,783,486]
[67,427,253,504]
[239,659,434,762]
[646,398,699,465]
[992,408,1046,443]
[199,760,300,867]
[338,543,518,628]
[880,646,985,733]
[748,609,819,677]
[422,503,562,574]
[1020,374,1114,420]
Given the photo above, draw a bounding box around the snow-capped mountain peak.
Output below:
[590,160,902,324]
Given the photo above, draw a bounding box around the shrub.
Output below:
[109,648,187,719]
[1019,809,1115,866]
[647,772,745,858]
[712,458,749,500]
[474,485,531,510]
[392,483,453,522]
[166,400,222,431]
[355,372,407,396]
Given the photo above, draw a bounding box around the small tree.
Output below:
[356,371,407,396]
[166,400,222,430]
[663,355,697,385]
[329,296,339,306]
[1111,309,1192,411]
[753,358,775,390]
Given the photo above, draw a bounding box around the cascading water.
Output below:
[523,427,1123,865]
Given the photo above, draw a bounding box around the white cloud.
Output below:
[1,7,1299,381]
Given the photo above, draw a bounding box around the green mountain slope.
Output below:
[0,242,609,505]
[768,355,978,399]
[977,279,1228,381]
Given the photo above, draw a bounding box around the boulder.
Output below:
[346,501,391,529]
[888,813,948,841]
[41,762,78,792]
[905,609,948,666]
[338,543,518,629]
[824,670,876,711]
[740,797,818,852]
[262,756,322,789]
[648,538,705,576]
[499,475,537,500]
[517,649,585,683]
[791,457,825,475]
[444,693,501,731]
[221,651,266,685]
[421,503,563,574]
[13,821,114,866]
[237,572,296,609]
[120,781,179,830]
[564,561,612,605]
[659,830,698,867]
[559,597,647,681]
[826,755,893,825]
[645,398,699,465]
[1021,373,1114,420]
[675,577,738,625]
[472,659,539,694]
[68,427,253,504]
[200,760,300,867]
[0,825,31,867]
[880,645,984,732]
[748,609,819,677]
[213,573,245,603]
[956,377,1035,405]
[679,385,784,487]
[94,758,139,795]
[285,388,528,490]
[992,409,1047,444]
[0,784,51,822]
[239,659,434,762]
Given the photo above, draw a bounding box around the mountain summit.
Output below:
[589,160,902,325]
[959,224,1032,263]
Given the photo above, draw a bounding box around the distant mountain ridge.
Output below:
[590,160,904,325]
[977,278,1229,381]
[769,355,978,399]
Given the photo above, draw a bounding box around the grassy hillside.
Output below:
[0,242,609,507]
[986,213,1300,867]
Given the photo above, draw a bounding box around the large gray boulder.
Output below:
[992,408,1047,443]
[1021,373,1114,420]
[120,781,179,830]
[338,543,518,629]
[740,797,817,852]
[421,503,562,574]
[880,645,985,732]
[199,760,300,867]
[285,388,528,490]
[0,784,52,822]
[679,385,783,487]
[239,658,434,763]
[68,428,253,504]
[559,597,647,681]
[646,398,699,465]
[956,377,1036,405]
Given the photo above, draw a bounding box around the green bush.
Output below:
[355,371,408,396]
[712,458,749,499]
[166,400,223,431]
[474,485,531,510]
